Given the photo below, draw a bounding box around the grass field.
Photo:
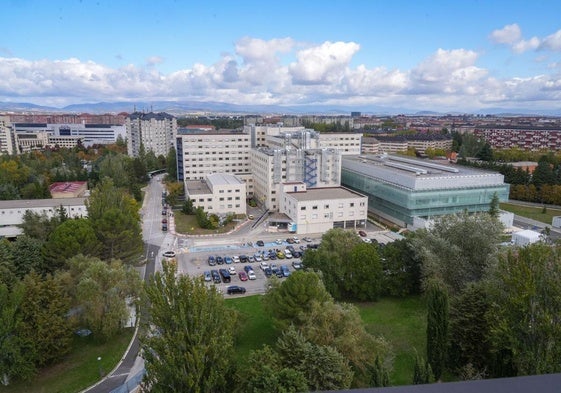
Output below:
[226,295,426,386]
[0,328,134,393]
[173,211,237,235]
[500,202,561,224]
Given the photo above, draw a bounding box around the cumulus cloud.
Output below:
[2,35,561,111]
[489,24,522,45]
[289,41,360,85]
[541,29,561,51]
[146,56,164,66]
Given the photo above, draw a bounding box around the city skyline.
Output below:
[1,0,561,113]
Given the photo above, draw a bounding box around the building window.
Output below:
[300,206,306,210]
[350,203,354,207]
[325,204,329,209]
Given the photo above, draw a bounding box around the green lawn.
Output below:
[500,202,561,224]
[173,211,238,235]
[358,297,426,386]
[226,295,426,386]
[0,328,134,393]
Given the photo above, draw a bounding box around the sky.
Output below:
[2,0,561,113]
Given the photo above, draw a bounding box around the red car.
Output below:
[358,230,367,237]
[238,271,248,281]
[162,218,168,224]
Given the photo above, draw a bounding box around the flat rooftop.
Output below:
[286,186,366,202]
[0,197,87,209]
[206,173,243,187]
[342,154,507,191]
[185,180,211,195]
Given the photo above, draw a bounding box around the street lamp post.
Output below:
[97,356,104,378]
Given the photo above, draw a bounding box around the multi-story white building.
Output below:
[13,122,126,147]
[0,116,15,155]
[176,130,253,196]
[185,173,246,215]
[126,112,177,157]
[251,147,341,211]
[0,197,87,238]
[278,182,368,234]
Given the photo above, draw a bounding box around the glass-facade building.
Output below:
[341,155,510,227]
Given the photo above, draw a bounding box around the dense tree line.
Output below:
[0,140,166,201]
[0,144,147,385]
[301,120,351,133]
[177,116,244,130]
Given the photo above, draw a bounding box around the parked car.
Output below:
[260,261,269,270]
[247,271,257,280]
[303,237,312,242]
[163,251,176,258]
[238,271,248,281]
[232,255,240,263]
[224,256,233,264]
[216,256,224,265]
[208,255,216,266]
[253,253,262,262]
[203,271,212,282]
[161,218,168,224]
[227,286,246,295]
[358,230,367,237]
[263,267,273,277]
[276,250,285,259]
[281,265,291,277]
[292,237,300,244]
[244,265,254,274]
[286,238,295,244]
[239,255,249,263]
[292,260,303,270]
[211,270,221,284]
[362,237,372,244]
[162,224,168,231]
[219,269,231,283]
[284,250,293,259]
[256,240,265,247]
[228,266,237,275]
[276,239,283,245]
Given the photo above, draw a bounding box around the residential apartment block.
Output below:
[126,112,177,157]
[0,116,15,155]
[474,126,561,151]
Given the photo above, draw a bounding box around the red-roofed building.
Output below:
[49,181,88,198]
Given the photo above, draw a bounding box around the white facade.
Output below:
[13,123,126,147]
[511,229,542,246]
[279,183,368,234]
[176,130,253,196]
[185,173,246,215]
[126,112,177,157]
[251,147,342,211]
[0,198,87,238]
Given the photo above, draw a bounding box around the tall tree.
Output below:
[262,270,332,330]
[19,271,73,367]
[166,146,177,180]
[380,237,422,297]
[141,261,237,393]
[12,235,45,278]
[0,282,36,384]
[488,192,500,219]
[426,280,449,381]
[275,325,353,392]
[486,243,561,376]
[86,178,143,263]
[413,212,503,294]
[69,255,141,341]
[42,218,101,271]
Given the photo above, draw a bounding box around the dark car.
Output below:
[286,238,295,244]
[281,265,290,277]
[162,218,168,224]
[226,285,246,295]
[239,255,249,263]
[211,270,221,284]
[358,230,367,237]
[224,256,233,264]
[244,265,254,274]
[216,256,224,265]
[162,210,167,215]
[256,240,265,247]
[292,260,303,270]
[219,269,231,283]
[263,267,273,277]
[208,256,216,266]
[162,224,168,231]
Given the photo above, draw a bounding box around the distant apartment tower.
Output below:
[0,116,15,155]
[474,126,561,151]
[126,112,177,157]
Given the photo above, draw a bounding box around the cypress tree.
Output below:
[426,280,449,380]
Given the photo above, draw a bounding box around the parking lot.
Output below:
[176,236,317,296]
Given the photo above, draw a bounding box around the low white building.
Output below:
[0,198,87,238]
[278,182,368,234]
[185,173,246,215]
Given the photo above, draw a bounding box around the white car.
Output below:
[228,266,237,275]
[254,254,263,262]
[232,255,240,263]
[260,261,269,270]
[248,271,257,280]
[284,250,293,259]
[292,237,300,243]
[276,239,283,244]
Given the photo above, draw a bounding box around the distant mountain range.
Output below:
[0,100,560,117]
